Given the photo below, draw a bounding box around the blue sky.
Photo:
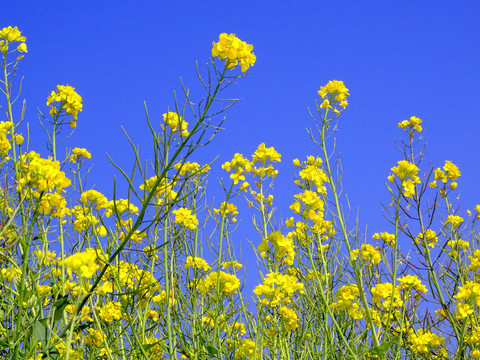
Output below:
[4,2,480,292]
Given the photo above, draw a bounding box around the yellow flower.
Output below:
[185,256,211,271]
[70,147,91,164]
[398,116,423,135]
[15,134,24,145]
[212,33,256,72]
[162,111,189,136]
[61,248,100,279]
[317,80,349,113]
[16,42,27,53]
[389,160,420,198]
[46,85,83,123]
[172,208,198,230]
[97,301,122,322]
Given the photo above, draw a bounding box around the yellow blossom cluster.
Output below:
[97,301,122,322]
[397,275,428,294]
[469,250,480,272]
[318,80,349,114]
[0,267,21,282]
[221,261,243,270]
[447,238,469,258]
[69,147,91,164]
[162,111,189,137]
[258,231,295,265]
[371,282,403,308]
[80,189,108,211]
[290,190,324,217]
[222,152,252,187]
[372,231,396,247]
[46,85,83,127]
[251,143,281,165]
[352,244,381,266]
[17,151,71,194]
[61,248,100,279]
[293,156,329,195]
[213,201,239,223]
[414,229,438,250]
[104,199,139,218]
[429,160,461,194]
[235,339,257,359]
[388,160,420,198]
[277,306,299,331]
[454,281,480,320]
[211,33,256,72]
[174,161,210,176]
[398,116,423,135]
[197,271,240,296]
[0,26,27,56]
[445,214,464,229]
[140,176,178,204]
[331,284,359,310]
[0,121,14,157]
[172,207,198,230]
[253,272,304,307]
[408,329,444,355]
[185,256,211,271]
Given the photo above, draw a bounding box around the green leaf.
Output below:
[371,336,400,356]
[33,319,48,346]
[206,345,218,355]
[52,295,70,322]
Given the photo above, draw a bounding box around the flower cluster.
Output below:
[414,229,438,250]
[408,329,444,355]
[332,285,360,311]
[293,156,329,195]
[17,151,71,196]
[174,161,210,176]
[388,160,420,198]
[97,301,122,322]
[185,256,211,271]
[429,160,461,195]
[397,275,428,294]
[47,85,83,127]
[197,271,240,296]
[0,26,27,56]
[61,248,100,279]
[253,272,304,307]
[212,33,256,72]
[352,244,381,266]
[318,80,349,114]
[372,231,396,247]
[258,231,295,265]
[398,116,423,136]
[172,208,198,230]
[454,281,480,320]
[70,147,92,164]
[213,201,239,223]
[371,282,403,308]
[162,111,189,137]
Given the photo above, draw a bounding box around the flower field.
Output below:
[1,26,480,360]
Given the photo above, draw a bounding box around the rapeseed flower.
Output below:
[46,85,83,127]
[61,248,100,279]
[212,33,256,72]
[70,147,91,164]
[162,111,189,137]
[388,160,420,198]
[0,26,27,55]
[172,208,198,230]
[398,116,423,136]
[318,80,349,114]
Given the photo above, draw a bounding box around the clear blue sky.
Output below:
[4,2,480,291]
